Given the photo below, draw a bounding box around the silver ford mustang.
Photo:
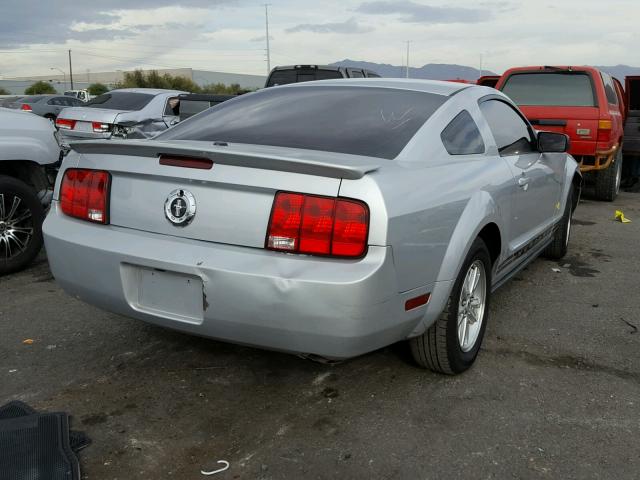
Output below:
[43,79,580,374]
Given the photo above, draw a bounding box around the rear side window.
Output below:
[480,100,534,156]
[84,92,154,111]
[266,69,343,87]
[501,72,596,107]
[349,69,365,78]
[441,110,485,155]
[156,86,446,159]
[601,72,618,105]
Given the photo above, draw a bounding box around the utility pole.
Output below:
[405,41,412,78]
[264,4,271,75]
[479,53,483,78]
[68,49,74,90]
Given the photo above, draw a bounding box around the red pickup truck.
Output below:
[496,66,625,201]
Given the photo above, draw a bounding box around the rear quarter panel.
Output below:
[340,87,514,293]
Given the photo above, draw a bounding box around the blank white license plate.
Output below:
[137,268,204,324]
[73,121,93,132]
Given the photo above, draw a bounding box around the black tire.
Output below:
[542,187,573,260]
[594,148,622,201]
[410,237,492,374]
[0,175,44,276]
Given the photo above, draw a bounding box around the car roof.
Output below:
[502,66,601,75]
[277,78,471,96]
[109,88,187,95]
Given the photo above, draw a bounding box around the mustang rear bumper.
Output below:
[43,203,440,359]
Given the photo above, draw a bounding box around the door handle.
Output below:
[518,177,530,190]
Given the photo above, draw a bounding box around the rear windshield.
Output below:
[84,92,154,111]
[266,69,343,87]
[156,86,446,159]
[501,72,596,107]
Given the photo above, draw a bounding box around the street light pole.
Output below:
[264,4,272,75]
[50,67,66,91]
[405,40,412,78]
[68,49,74,90]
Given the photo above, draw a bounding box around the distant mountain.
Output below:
[330,59,496,81]
[331,59,640,82]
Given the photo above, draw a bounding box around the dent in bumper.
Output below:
[43,206,432,358]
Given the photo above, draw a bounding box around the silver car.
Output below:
[55,88,186,141]
[43,79,580,374]
[6,95,85,122]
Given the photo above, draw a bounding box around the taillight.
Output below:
[597,119,612,142]
[92,121,110,133]
[60,169,111,224]
[56,118,76,130]
[20,104,32,112]
[266,192,369,258]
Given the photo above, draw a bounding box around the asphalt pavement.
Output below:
[1,189,639,479]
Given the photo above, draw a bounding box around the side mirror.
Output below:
[538,131,570,153]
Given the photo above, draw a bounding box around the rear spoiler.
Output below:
[69,140,381,180]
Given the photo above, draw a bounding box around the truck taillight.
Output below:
[60,169,111,224]
[266,192,369,258]
[20,104,32,112]
[597,119,612,142]
[92,122,110,133]
[56,118,76,130]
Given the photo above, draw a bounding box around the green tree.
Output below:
[25,81,57,95]
[201,82,253,95]
[112,69,253,95]
[0,87,10,95]
[87,83,109,96]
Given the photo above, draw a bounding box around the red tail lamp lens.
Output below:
[55,118,76,130]
[20,104,32,112]
[266,192,369,258]
[60,169,110,224]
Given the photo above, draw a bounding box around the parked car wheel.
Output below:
[543,187,574,260]
[594,148,622,201]
[410,237,492,374]
[0,175,44,275]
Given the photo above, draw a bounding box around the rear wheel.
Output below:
[410,237,491,374]
[594,148,622,201]
[0,175,44,275]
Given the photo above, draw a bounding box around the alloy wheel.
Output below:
[457,260,487,352]
[0,193,34,262]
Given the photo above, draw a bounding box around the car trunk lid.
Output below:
[518,105,601,156]
[69,140,381,248]
[58,107,123,133]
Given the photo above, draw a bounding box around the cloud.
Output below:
[0,0,234,46]
[356,1,492,23]
[286,17,373,34]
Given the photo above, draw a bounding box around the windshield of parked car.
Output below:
[156,86,446,159]
[266,68,344,87]
[84,92,154,111]
[501,72,596,107]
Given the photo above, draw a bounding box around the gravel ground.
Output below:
[1,190,639,480]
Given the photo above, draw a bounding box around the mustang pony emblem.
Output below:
[164,189,196,226]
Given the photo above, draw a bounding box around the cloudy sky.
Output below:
[0,0,638,78]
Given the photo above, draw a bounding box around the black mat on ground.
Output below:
[0,401,91,452]
[0,411,80,480]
